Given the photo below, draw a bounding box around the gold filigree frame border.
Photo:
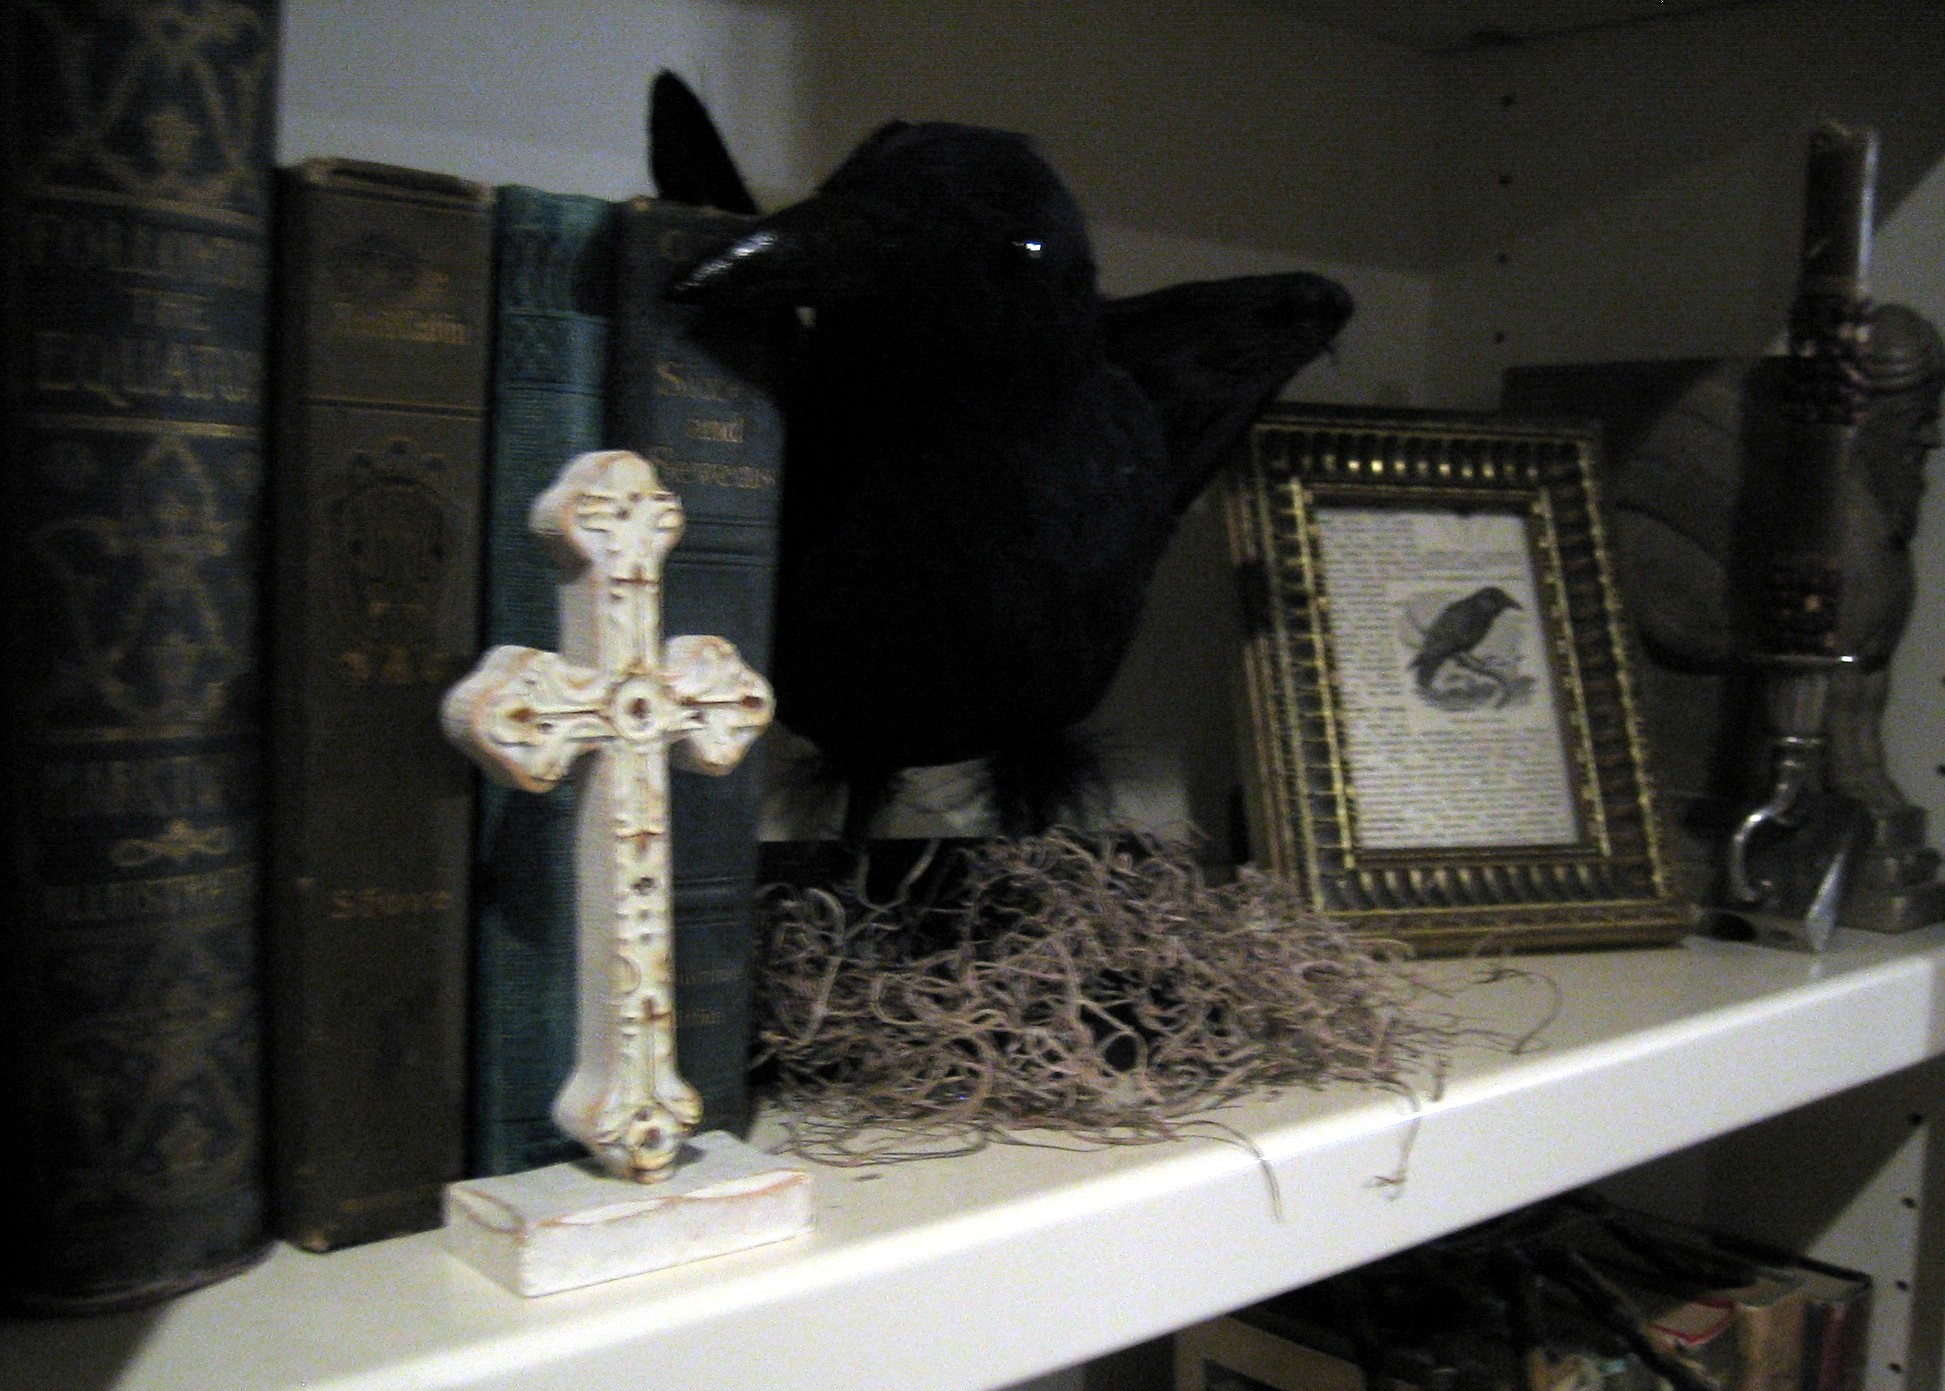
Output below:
[1226,405,1689,954]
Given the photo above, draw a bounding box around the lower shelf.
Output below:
[7,925,1945,1391]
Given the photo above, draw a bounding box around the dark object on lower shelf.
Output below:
[1177,1196,1871,1391]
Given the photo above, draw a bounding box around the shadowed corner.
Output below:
[0,1305,169,1391]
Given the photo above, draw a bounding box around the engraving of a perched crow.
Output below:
[651,74,1353,835]
[1409,586,1521,694]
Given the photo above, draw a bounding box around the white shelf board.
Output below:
[8,926,1945,1391]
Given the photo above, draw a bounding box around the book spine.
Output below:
[0,0,277,1313]
[471,185,612,1176]
[1732,1289,1809,1391]
[607,197,786,1136]
[1803,1283,1870,1391]
[266,160,493,1249]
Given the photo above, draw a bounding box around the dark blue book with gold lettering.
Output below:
[1,0,277,1312]
[606,196,786,1140]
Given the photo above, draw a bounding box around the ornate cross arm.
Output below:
[442,450,773,1181]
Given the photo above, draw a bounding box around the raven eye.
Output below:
[1010,237,1045,260]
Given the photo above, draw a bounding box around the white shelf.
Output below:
[8,927,1945,1391]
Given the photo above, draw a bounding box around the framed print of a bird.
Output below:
[1409,585,1522,696]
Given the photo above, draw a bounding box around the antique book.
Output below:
[471,184,614,1176]
[1,0,278,1312]
[266,160,493,1248]
[1723,1272,1810,1391]
[1557,1203,1877,1391]
[1195,1250,1656,1391]
[1190,1199,1863,1391]
[606,197,787,1136]
[1793,1260,1870,1391]
[1602,1212,1872,1391]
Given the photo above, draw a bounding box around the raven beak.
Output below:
[668,198,883,310]
[670,224,805,305]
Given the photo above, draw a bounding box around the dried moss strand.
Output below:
[753,829,1535,1162]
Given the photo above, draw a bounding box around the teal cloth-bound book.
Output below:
[607,196,787,1141]
[472,186,614,1175]
[474,191,784,1172]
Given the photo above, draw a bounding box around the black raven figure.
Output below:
[651,74,1353,835]
[1409,586,1521,693]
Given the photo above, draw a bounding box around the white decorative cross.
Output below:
[442,450,773,1182]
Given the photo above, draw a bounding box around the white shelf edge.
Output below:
[6,927,1945,1391]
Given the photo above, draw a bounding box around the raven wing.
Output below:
[648,70,760,215]
[1103,272,1352,517]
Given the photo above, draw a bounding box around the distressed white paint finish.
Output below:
[443,1132,811,1298]
[442,450,773,1182]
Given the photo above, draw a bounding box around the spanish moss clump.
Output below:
[753,829,1544,1163]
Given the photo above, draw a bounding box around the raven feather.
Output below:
[651,74,1352,835]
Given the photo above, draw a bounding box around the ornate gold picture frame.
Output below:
[1225,405,1689,953]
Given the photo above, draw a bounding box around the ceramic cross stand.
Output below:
[443,449,771,1182]
[437,450,809,1296]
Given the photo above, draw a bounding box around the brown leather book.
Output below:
[265,159,492,1250]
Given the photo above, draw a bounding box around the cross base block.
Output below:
[443,1131,813,1297]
